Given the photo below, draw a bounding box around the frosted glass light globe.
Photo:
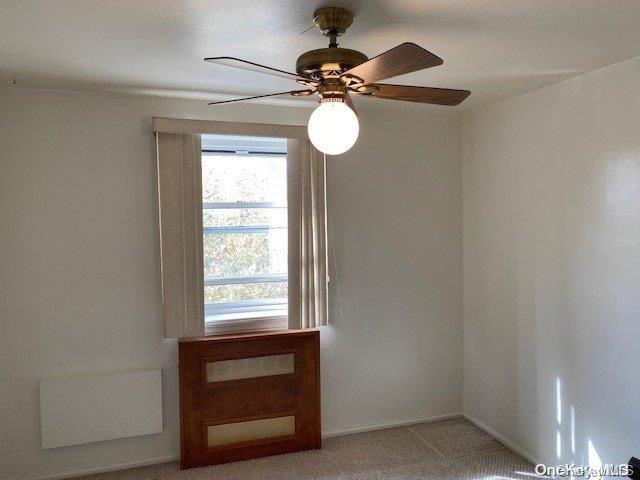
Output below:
[307,101,359,155]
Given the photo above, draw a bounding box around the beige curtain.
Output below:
[287,139,328,329]
[155,132,205,338]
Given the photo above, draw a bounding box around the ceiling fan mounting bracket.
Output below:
[354,84,379,95]
[290,89,316,96]
[341,74,365,87]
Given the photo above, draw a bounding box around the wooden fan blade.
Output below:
[208,90,313,105]
[343,92,357,115]
[368,84,470,106]
[204,56,314,82]
[341,43,442,85]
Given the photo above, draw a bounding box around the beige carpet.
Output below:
[75,417,535,480]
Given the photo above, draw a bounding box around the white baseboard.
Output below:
[463,413,541,465]
[20,412,543,480]
[14,453,179,480]
[14,412,463,480]
[322,411,462,438]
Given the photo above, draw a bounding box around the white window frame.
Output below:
[201,137,288,333]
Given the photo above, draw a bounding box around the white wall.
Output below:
[0,88,463,479]
[463,57,640,466]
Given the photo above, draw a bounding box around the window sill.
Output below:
[204,314,288,336]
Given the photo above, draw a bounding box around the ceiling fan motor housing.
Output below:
[296,47,368,80]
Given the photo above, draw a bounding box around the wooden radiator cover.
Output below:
[178,329,321,468]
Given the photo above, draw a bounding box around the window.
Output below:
[201,134,288,332]
[155,118,326,338]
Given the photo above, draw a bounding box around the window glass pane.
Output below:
[204,282,287,304]
[203,231,287,278]
[202,154,286,204]
[203,208,286,228]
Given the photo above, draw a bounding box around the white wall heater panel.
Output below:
[40,370,162,449]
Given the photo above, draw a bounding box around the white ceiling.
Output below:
[2,0,640,112]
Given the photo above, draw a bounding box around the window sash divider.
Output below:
[204,274,287,286]
[203,202,286,210]
[202,150,286,157]
[203,225,285,234]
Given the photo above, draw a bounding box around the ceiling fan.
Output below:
[204,6,470,155]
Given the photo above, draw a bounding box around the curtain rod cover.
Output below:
[153,117,308,139]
